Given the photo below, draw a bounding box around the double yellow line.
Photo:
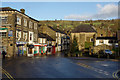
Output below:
[112,70,120,79]
[1,67,15,80]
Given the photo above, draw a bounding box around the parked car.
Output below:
[104,49,112,55]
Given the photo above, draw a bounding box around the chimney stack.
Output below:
[20,9,25,14]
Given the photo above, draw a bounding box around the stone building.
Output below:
[39,24,68,52]
[71,24,96,51]
[38,33,56,55]
[0,7,39,57]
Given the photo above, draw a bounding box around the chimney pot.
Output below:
[20,9,25,14]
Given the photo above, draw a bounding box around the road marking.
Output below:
[77,62,110,76]
[102,64,109,67]
[0,67,15,80]
[112,72,116,78]
[2,70,11,80]
[112,70,120,79]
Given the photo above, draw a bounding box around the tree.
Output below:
[70,35,79,56]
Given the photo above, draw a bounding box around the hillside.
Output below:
[39,19,119,37]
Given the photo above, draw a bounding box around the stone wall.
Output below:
[71,32,96,51]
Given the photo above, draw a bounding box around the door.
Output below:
[29,48,32,54]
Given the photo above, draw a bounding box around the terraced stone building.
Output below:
[0,7,39,57]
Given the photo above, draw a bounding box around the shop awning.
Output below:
[0,28,8,32]
[34,43,47,46]
[0,28,8,30]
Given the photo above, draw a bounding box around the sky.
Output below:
[1,2,118,21]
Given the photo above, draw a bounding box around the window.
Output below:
[101,34,103,37]
[16,31,21,40]
[34,33,37,41]
[29,32,33,42]
[43,39,46,43]
[24,18,27,27]
[0,16,8,24]
[16,31,19,38]
[10,44,13,46]
[99,40,103,43]
[23,32,27,41]
[59,33,61,37]
[30,33,32,40]
[56,33,57,36]
[29,21,32,28]
[56,38,57,43]
[40,38,42,43]
[17,16,21,25]
[34,23,37,30]
[90,38,93,42]
[0,32,6,37]
[108,40,113,43]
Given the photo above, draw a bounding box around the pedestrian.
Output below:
[2,49,6,59]
[41,50,43,55]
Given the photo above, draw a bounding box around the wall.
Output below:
[71,32,96,51]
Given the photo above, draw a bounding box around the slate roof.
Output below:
[71,24,96,33]
[0,7,39,22]
[38,33,46,38]
[48,26,66,34]
[96,37,117,40]
[38,33,55,41]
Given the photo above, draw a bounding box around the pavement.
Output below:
[2,52,120,79]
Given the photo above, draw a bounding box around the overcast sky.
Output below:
[1,2,118,21]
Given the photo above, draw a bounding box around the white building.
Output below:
[95,37,118,46]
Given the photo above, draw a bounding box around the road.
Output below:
[2,53,120,79]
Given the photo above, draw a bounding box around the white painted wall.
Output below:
[96,39,113,46]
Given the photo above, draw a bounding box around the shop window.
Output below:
[48,48,51,52]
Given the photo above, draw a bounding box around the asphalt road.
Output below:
[2,53,120,79]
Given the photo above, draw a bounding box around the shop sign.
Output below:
[16,42,27,45]
[8,30,13,37]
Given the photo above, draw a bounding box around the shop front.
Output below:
[34,44,47,56]
[27,44,34,57]
[16,42,27,56]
